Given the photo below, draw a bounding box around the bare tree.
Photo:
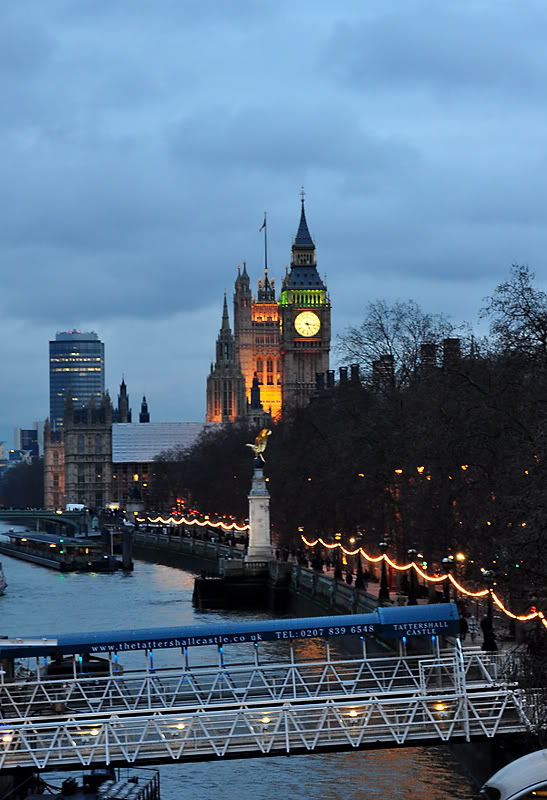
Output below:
[481,264,547,364]
[337,299,454,388]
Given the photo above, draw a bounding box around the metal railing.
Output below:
[0,649,515,723]
[0,643,537,771]
[0,687,528,770]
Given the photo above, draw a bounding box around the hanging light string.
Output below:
[301,535,546,627]
[136,515,250,531]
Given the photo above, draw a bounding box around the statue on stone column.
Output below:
[245,428,271,462]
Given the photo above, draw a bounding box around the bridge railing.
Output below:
[0,687,529,771]
[0,648,518,724]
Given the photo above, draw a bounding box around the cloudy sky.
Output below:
[2,0,547,445]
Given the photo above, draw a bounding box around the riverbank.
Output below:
[131,537,531,790]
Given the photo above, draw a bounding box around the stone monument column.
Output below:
[246,459,273,562]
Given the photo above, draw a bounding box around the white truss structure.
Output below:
[0,646,533,771]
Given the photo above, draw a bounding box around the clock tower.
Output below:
[279,194,331,411]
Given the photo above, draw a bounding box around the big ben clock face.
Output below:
[294,311,321,337]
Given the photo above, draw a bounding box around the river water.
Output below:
[0,525,482,799]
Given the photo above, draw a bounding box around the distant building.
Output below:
[13,428,39,459]
[43,425,64,509]
[44,378,209,510]
[49,330,105,431]
[0,443,7,480]
[33,421,45,456]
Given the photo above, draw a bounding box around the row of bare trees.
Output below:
[151,266,547,607]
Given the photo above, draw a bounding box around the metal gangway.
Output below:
[0,605,534,771]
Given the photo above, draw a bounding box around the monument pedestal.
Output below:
[193,454,279,611]
[246,461,273,563]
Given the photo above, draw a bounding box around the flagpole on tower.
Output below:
[260,210,268,272]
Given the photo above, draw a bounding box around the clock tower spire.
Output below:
[279,192,331,411]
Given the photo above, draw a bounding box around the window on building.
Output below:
[95,492,103,507]
[95,435,102,455]
[53,474,59,487]
[266,359,273,385]
[78,434,85,455]
[256,358,263,384]
[95,463,102,481]
[213,384,220,418]
[53,451,59,465]
[222,380,233,418]
[53,493,59,507]
[78,467,85,484]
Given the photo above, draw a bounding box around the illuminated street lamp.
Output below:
[481,570,498,652]
[407,549,418,606]
[441,557,452,603]
[378,541,390,604]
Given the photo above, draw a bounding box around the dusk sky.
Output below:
[2,0,547,446]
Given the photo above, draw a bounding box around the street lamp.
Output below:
[441,557,452,603]
[407,548,418,606]
[378,541,390,604]
[481,570,498,652]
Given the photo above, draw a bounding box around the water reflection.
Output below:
[0,524,481,799]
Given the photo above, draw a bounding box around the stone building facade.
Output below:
[62,395,114,509]
[44,381,208,511]
[43,424,65,510]
[44,380,151,510]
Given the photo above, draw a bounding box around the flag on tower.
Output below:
[259,213,266,232]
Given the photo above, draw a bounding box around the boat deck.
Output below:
[27,768,160,800]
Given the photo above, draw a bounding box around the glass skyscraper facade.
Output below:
[49,331,105,431]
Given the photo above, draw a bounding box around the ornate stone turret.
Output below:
[117,378,132,423]
[139,396,150,423]
[206,294,246,422]
[257,267,275,302]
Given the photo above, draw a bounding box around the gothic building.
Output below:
[206,295,247,422]
[206,196,331,421]
[44,379,151,510]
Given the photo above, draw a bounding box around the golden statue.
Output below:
[246,428,272,462]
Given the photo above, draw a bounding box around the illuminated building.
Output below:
[206,195,331,421]
[49,331,105,431]
[278,196,331,411]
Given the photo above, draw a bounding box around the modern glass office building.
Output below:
[49,331,105,431]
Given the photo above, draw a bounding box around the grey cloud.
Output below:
[0,16,55,76]
[2,0,547,437]
[325,1,547,98]
[170,103,421,178]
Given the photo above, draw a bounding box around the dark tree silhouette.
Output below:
[0,459,44,508]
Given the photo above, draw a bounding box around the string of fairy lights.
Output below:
[131,509,544,628]
[135,514,250,532]
[301,536,546,628]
